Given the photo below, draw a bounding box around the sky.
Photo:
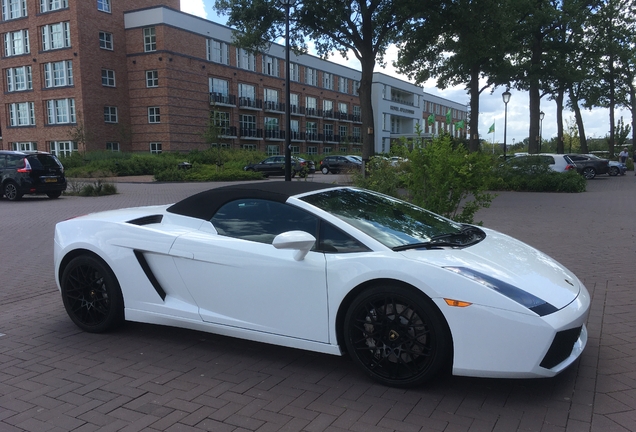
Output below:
[181,0,631,148]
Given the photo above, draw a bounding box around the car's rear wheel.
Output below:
[582,167,596,179]
[4,181,22,201]
[608,166,619,176]
[61,255,124,333]
[321,167,330,174]
[344,285,451,387]
[47,191,62,199]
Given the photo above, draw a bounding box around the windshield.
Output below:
[300,188,479,249]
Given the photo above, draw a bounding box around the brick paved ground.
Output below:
[0,173,634,432]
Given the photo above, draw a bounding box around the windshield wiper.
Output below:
[392,225,485,252]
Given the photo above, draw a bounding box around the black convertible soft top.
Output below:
[166,181,336,221]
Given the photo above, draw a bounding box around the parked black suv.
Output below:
[319,155,361,174]
[1,151,67,201]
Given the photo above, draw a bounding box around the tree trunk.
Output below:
[359,52,375,160]
[556,88,564,154]
[570,94,588,154]
[468,65,480,152]
[528,31,542,154]
[608,52,616,156]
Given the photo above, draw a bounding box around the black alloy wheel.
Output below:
[608,166,619,176]
[4,182,22,201]
[61,255,124,333]
[582,167,596,179]
[47,191,62,199]
[344,285,451,387]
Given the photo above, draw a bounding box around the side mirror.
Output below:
[272,231,316,261]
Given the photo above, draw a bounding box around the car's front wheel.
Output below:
[582,167,596,179]
[344,285,451,387]
[61,255,124,333]
[608,166,620,176]
[4,181,22,201]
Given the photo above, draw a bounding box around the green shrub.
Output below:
[490,159,586,192]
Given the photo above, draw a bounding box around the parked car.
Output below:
[584,154,626,176]
[319,155,362,174]
[0,151,67,201]
[566,154,610,179]
[54,182,589,387]
[508,154,577,173]
[244,156,315,177]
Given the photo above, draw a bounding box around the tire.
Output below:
[344,285,451,387]
[4,182,22,201]
[608,166,619,176]
[321,166,330,175]
[582,167,596,180]
[47,191,62,199]
[61,255,124,333]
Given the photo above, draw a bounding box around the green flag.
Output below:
[455,120,465,130]
[488,122,495,134]
[427,113,434,125]
[446,109,451,123]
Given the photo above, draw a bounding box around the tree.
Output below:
[214,0,423,160]
[395,0,518,152]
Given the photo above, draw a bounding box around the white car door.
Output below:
[169,198,329,343]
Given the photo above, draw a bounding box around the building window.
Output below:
[353,105,361,121]
[4,29,29,56]
[2,0,27,20]
[338,102,347,115]
[207,39,229,64]
[148,107,160,123]
[104,106,118,123]
[324,123,334,140]
[290,93,299,112]
[266,145,279,156]
[40,0,68,13]
[43,60,73,87]
[8,102,35,126]
[264,117,279,131]
[213,111,231,135]
[6,66,32,92]
[146,70,158,87]
[11,142,36,151]
[264,88,278,103]
[340,125,347,139]
[306,121,317,139]
[307,146,317,155]
[241,143,256,150]
[262,55,279,77]
[353,80,360,96]
[323,146,332,154]
[353,127,361,139]
[46,98,76,124]
[306,96,317,115]
[42,22,71,51]
[323,100,333,117]
[149,142,162,154]
[101,68,115,87]
[322,72,333,90]
[289,63,299,82]
[236,48,255,71]
[97,0,110,13]
[338,77,348,93]
[240,114,256,136]
[106,142,119,152]
[209,77,229,96]
[50,141,77,157]
[143,27,156,52]
[99,31,113,50]
[305,67,317,86]
[239,83,255,99]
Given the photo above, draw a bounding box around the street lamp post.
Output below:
[502,90,511,159]
[539,111,545,153]
[281,0,293,181]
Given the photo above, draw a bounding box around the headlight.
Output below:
[444,266,558,316]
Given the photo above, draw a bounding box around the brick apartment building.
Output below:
[0,0,467,156]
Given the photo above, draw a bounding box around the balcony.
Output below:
[264,101,285,113]
[348,135,362,144]
[335,111,351,122]
[323,109,334,119]
[290,105,305,116]
[238,97,263,110]
[210,92,236,107]
[289,131,304,141]
[306,107,322,118]
[306,132,323,142]
[239,128,263,139]
[352,114,361,123]
[219,126,237,138]
[264,129,285,140]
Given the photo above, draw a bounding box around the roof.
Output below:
[166,181,335,220]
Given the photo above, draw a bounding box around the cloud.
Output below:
[181,0,207,18]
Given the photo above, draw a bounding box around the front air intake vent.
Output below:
[540,326,582,369]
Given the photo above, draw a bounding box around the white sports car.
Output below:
[54,182,589,387]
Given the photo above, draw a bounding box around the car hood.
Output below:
[399,227,580,310]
